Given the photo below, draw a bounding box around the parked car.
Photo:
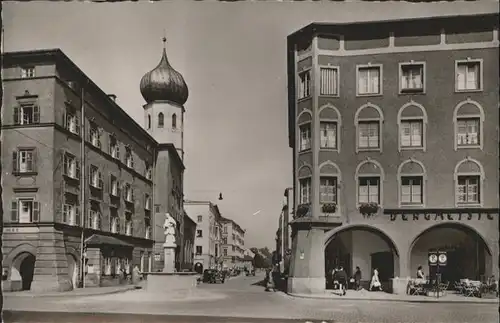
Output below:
[202,269,225,284]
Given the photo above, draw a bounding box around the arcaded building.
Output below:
[2,42,193,292]
[286,12,499,295]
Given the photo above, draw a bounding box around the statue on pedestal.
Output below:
[163,213,177,247]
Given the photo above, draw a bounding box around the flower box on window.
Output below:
[321,203,337,213]
[359,202,379,216]
[296,203,310,218]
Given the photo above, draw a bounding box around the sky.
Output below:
[3,0,498,249]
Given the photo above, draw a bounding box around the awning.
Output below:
[85,234,133,248]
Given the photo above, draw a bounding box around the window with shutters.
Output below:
[125,147,134,169]
[319,122,337,149]
[400,120,423,148]
[357,65,382,96]
[457,118,480,147]
[298,70,311,100]
[400,63,425,93]
[63,203,79,226]
[13,104,40,125]
[12,148,36,174]
[21,67,35,78]
[89,165,103,189]
[65,110,80,134]
[110,176,119,197]
[320,67,339,96]
[109,135,120,160]
[89,123,101,148]
[125,213,133,236]
[11,199,40,223]
[320,177,337,203]
[358,177,380,204]
[63,152,80,180]
[358,121,380,149]
[455,60,482,92]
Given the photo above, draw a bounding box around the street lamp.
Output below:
[218,192,223,200]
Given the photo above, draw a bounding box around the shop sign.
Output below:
[154,253,161,261]
[389,212,495,222]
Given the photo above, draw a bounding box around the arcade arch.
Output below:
[10,252,36,291]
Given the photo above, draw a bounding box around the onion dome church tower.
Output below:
[140,36,188,160]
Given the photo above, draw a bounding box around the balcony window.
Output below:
[89,165,103,189]
[63,152,80,180]
[358,121,380,149]
[400,63,424,93]
[65,111,80,134]
[320,177,337,203]
[12,148,36,173]
[400,120,423,148]
[299,177,311,204]
[358,177,380,204]
[401,176,423,205]
[21,67,35,78]
[457,175,480,205]
[63,203,79,226]
[320,67,338,96]
[457,118,480,147]
[357,66,381,95]
[320,122,337,149]
[299,123,311,151]
[13,104,40,125]
[298,70,311,99]
[456,60,481,91]
[11,199,40,223]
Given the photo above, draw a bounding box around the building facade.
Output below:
[181,211,196,271]
[286,13,499,295]
[185,200,222,271]
[220,217,246,269]
[2,43,191,292]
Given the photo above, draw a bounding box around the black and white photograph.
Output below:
[1,1,499,322]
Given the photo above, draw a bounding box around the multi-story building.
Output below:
[220,217,246,269]
[286,12,499,295]
[181,210,196,271]
[185,200,222,271]
[1,42,191,292]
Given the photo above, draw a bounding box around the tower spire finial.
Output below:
[162,29,167,49]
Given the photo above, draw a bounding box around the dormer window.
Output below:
[109,135,120,160]
[125,147,134,169]
[21,67,35,78]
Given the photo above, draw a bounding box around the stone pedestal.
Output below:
[391,277,411,295]
[163,244,176,273]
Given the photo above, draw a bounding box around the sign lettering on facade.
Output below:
[389,212,495,222]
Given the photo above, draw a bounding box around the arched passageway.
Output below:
[10,252,36,291]
[409,223,492,286]
[325,226,400,291]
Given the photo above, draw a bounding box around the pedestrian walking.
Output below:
[335,266,347,296]
[370,268,383,291]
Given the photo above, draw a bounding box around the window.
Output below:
[89,165,103,189]
[89,124,101,148]
[299,177,311,204]
[104,258,112,276]
[144,194,151,210]
[197,215,202,223]
[145,221,152,239]
[299,123,311,151]
[145,165,153,180]
[358,121,379,149]
[223,248,228,256]
[88,210,101,230]
[109,136,120,160]
[456,60,481,91]
[400,120,423,148]
[400,63,424,93]
[358,177,380,204]
[63,152,80,180]
[222,237,227,244]
[298,70,311,99]
[172,113,177,129]
[12,149,36,173]
[110,176,119,196]
[124,183,133,202]
[21,67,35,78]
[196,246,202,255]
[147,114,151,129]
[457,118,480,146]
[401,176,423,205]
[110,210,120,233]
[13,104,40,125]
[457,175,480,204]
[320,67,339,96]
[63,203,79,226]
[11,199,40,223]
[320,177,337,203]
[196,230,203,238]
[223,225,227,234]
[125,148,134,169]
[158,113,164,128]
[125,214,133,236]
[357,65,381,95]
[320,122,337,149]
[65,110,80,134]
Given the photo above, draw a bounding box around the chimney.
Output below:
[108,94,117,102]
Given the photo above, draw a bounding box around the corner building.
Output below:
[286,13,499,295]
[2,43,192,292]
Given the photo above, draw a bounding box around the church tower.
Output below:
[140,36,188,160]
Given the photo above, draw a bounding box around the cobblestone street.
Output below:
[4,274,498,323]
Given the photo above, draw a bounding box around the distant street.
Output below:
[3,274,498,323]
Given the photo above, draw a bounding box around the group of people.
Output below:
[330,266,383,295]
